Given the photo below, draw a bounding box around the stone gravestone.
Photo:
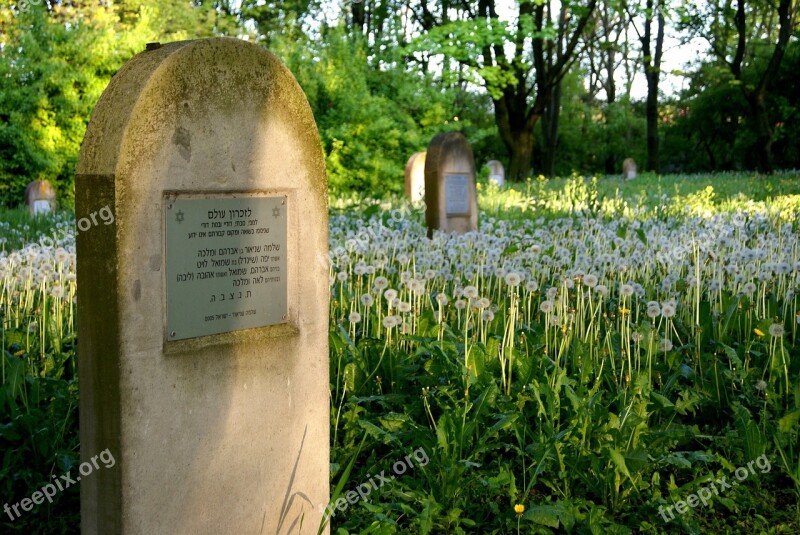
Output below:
[622,157,637,180]
[24,180,56,215]
[404,151,426,202]
[76,38,329,534]
[424,132,478,237]
[486,160,505,187]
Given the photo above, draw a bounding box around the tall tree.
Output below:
[582,0,631,173]
[682,0,795,173]
[626,0,665,172]
[410,0,597,181]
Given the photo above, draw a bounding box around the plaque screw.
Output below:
[168,204,173,210]
[282,314,287,321]
[170,331,176,338]
[282,197,286,205]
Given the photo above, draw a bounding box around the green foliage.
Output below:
[0,1,240,208]
[277,26,495,196]
[0,3,118,206]
[0,210,77,533]
[324,176,800,532]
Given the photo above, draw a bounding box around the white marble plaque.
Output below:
[164,193,288,341]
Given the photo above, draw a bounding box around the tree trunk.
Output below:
[493,91,541,182]
[541,82,563,178]
[504,128,535,182]
[748,93,773,173]
[645,70,659,173]
[641,3,664,173]
[352,1,365,33]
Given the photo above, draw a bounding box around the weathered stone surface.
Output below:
[76,38,329,534]
[404,151,426,202]
[424,132,478,237]
[486,160,505,187]
[24,180,56,214]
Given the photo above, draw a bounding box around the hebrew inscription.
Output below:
[165,194,288,340]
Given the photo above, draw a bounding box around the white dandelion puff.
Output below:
[769,323,785,337]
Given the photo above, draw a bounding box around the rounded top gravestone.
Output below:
[486,160,505,187]
[24,179,57,215]
[76,38,329,534]
[404,151,426,202]
[622,158,637,180]
[424,132,478,238]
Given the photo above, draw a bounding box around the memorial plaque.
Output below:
[165,193,288,341]
[444,174,470,215]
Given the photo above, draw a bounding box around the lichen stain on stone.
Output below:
[172,126,191,162]
[132,279,141,302]
[149,255,161,271]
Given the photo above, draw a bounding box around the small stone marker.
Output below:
[623,158,637,180]
[424,132,478,237]
[486,160,505,187]
[76,38,329,534]
[404,151,426,202]
[24,179,56,215]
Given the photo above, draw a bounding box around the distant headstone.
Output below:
[404,151,426,202]
[486,160,505,187]
[623,158,637,180]
[76,38,329,534]
[24,180,56,215]
[424,132,478,237]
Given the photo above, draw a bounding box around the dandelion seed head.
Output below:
[769,323,784,337]
[374,276,389,290]
[504,272,522,287]
[383,288,398,302]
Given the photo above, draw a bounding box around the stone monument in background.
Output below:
[24,180,56,215]
[424,132,478,237]
[404,151,426,202]
[486,160,505,187]
[76,38,329,534]
[623,158,637,180]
